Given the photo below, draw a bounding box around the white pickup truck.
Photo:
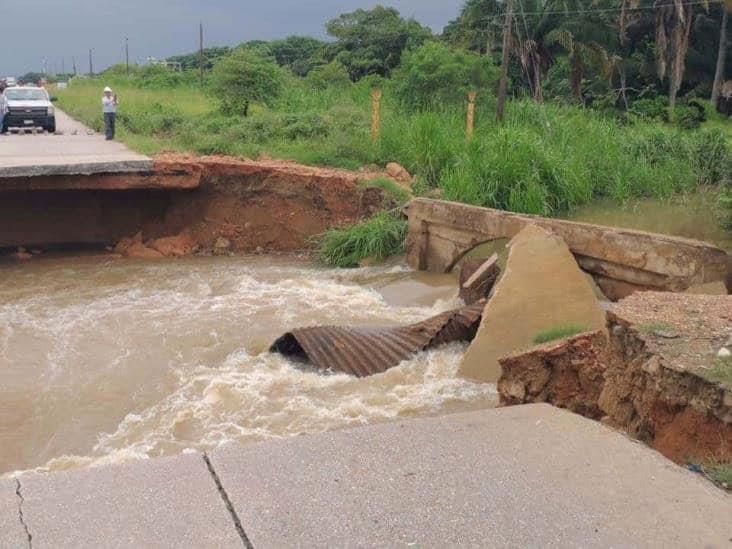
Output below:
[2,86,56,133]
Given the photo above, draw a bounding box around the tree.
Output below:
[305,61,352,90]
[443,0,505,54]
[711,4,728,105]
[167,47,231,71]
[269,36,326,76]
[654,0,698,110]
[325,6,432,80]
[210,48,285,116]
[393,41,499,110]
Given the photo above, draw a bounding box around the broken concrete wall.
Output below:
[459,225,606,383]
[406,198,728,298]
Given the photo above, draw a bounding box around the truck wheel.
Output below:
[46,119,56,134]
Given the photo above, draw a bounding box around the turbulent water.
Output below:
[0,255,497,475]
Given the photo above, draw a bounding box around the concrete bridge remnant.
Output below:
[405,198,729,300]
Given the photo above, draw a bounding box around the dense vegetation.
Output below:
[56,2,731,265]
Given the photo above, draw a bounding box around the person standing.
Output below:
[0,83,7,134]
[102,86,118,140]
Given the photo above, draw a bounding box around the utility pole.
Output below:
[89,49,94,76]
[496,0,514,122]
[125,37,130,77]
[62,58,66,76]
[199,22,204,86]
[72,56,77,76]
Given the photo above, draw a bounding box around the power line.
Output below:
[474,0,723,21]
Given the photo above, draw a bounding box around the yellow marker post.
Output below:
[467,92,477,141]
[371,88,383,144]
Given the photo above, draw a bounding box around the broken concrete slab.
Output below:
[16,453,242,548]
[406,198,728,297]
[211,404,732,548]
[459,253,500,304]
[0,110,153,179]
[0,478,27,548]
[460,224,606,383]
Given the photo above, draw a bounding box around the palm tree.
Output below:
[654,0,707,110]
[710,4,728,106]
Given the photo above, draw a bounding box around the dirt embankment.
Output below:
[498,292,732,465]
[0,154,406,256]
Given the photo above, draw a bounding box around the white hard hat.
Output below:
[104,86,113,93]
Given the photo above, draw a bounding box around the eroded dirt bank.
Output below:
[498,292,732,465]
[0,154,399,255]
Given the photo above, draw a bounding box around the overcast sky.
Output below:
[1,1,464,77]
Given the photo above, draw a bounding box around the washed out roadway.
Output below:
[1,405,730,548]
[0,109,152,178]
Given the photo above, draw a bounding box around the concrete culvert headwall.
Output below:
[0,156,395,254]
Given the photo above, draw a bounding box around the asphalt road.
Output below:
[0,109,152,178]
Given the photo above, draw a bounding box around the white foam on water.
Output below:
[0,256,495,476]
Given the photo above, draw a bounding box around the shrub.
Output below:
[673,100,706,130]
[210,48,285,116]
[392,41,499,111]
[306,61,352,90]
[628,97,668,121]
[318,212,407,267]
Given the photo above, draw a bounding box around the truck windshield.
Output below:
[4,89,48,101]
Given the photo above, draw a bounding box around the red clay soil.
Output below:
[497,293,732,466]
[0,154,404,254]
[142,154,398,254]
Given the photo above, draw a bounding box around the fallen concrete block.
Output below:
[459,253,500,305]
[459,224,606,383]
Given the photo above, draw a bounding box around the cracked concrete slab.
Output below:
[211,404,732,548]
[0,110,152,178]
[0,478,27,548]
[16,453,241,548]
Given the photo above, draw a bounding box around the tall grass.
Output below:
[57,76,730,218]
[318,212,407,268]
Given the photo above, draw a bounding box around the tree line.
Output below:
[163,2,729,115]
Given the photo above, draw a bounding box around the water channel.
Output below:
[1,192,729,475]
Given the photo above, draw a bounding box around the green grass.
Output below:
[638,322,675,334]
[56,75,731,265]
[318,212,407,268]
[701,356,732,387]
[533,324,590,345]
[704,462,732,490]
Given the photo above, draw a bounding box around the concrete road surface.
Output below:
[0,109,152,178]
[2,404,730,548]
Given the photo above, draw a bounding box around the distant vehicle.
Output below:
[3,77,17,87]
[2,86,56,133]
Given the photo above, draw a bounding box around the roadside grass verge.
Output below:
[318,212,407,268]
[57,77,731,265]
[533,324,590,345]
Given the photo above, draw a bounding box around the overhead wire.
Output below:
[473,0,723,22]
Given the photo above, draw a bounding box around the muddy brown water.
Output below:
[1,192,729,476]
[0,255,497,475]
